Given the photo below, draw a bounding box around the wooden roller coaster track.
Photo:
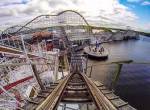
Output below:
[23,54,136,110]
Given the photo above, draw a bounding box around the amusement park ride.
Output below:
[0,10,137,110]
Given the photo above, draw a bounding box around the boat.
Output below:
[84,45,108,60]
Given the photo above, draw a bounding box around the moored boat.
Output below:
[84,45,108,60]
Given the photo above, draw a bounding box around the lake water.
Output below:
[88,36,150,110]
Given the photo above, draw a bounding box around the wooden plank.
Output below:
[37,94,47,98]
[110,98,128,108]
[0,45,22,54]
[93,80,104,87]
[105,93,119,100]
[27,100,39,105]
[98,86,107,90]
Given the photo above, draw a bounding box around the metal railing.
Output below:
[0,30,47,56]
[0,52,59,109]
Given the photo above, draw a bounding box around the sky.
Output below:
[0,0,149,32]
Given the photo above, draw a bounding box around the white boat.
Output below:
[84,46,108,60]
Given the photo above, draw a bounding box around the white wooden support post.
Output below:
[21,35,43,90]
[54,50,59,81]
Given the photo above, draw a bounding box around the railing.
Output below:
[0,52,59,109]
[0,99,23,110]
[0,34,22,51]
[0,31,46,56]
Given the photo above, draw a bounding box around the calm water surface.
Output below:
[88,36,150,110]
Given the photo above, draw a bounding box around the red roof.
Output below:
[32,31,53,41]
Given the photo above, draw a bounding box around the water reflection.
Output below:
[88,36,150,110]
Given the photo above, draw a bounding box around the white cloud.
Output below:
[141,1,150,5]
[0,0,148,32]
[144,23,150,31]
